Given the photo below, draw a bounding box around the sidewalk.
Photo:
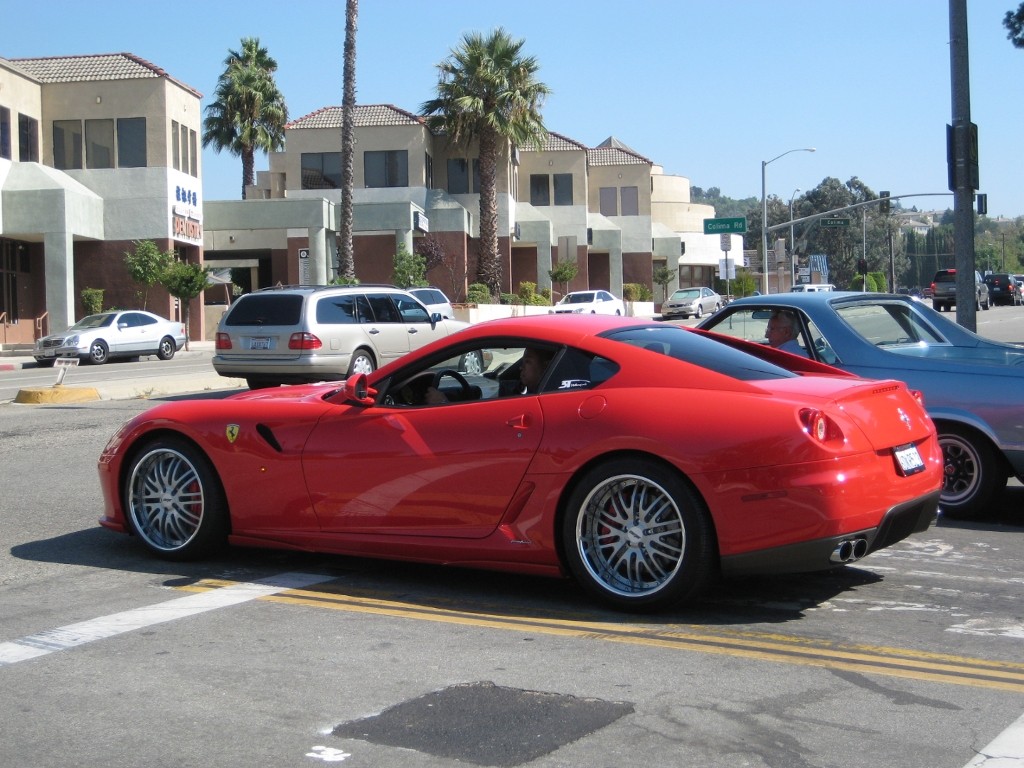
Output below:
[0,341,216,372]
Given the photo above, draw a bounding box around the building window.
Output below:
[1,241,19,323]
[85,119,114,169]
[189,129,198,176]
[171,120,180,171]
[18,115,38,162]
[529,174,550,206]
[301,152,342,189]
[621,186,639,216]
[599,187,617,216]
[0,107,10,160]
[117,117,146,168]
[179,123,189,175]
[364,150,408,188]
[553,173,573,206]
[53,120,83,169]
[425,152,433,189]
[447,158,469,194]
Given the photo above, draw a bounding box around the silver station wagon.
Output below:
[212,285,470,389]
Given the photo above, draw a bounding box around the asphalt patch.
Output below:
[331,680,634,766]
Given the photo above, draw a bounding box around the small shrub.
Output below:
[467,283,492,304]
[81,287,104,315]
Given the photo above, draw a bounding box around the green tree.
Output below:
[161,260,210,351]
[124,240,173,309]
[337,0,359,280]
[421,28,550,297]
[392,243,427,288]
[1005,3,1024,47]
[653,265,674,302]
[202,38,288,200]
[548,259,578,298]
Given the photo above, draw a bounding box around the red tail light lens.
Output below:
[215,332,232,350]
[799,408,844,444]
[288,332,322,350]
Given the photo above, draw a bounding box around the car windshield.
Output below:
[671,289,700,300]
[562,293,595,304]
[602,325,796,381]
[71,313,116,329]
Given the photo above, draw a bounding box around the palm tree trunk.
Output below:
[476,129,501,296]
[338,0,358,280]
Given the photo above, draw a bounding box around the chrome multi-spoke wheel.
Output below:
[125,439,227,559]
[563,459,713,611]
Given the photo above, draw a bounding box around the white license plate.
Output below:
[249,337,272,351]
[893,443,925,475]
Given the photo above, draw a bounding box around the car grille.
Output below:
[41,338,66,349]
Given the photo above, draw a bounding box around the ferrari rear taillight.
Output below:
[215,332,232,350]
[799,408,844,444]
[288,332,322,350]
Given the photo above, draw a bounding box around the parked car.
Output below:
[212,284,469,389]
[696,291,1024,518]
[408,286,455,319]
[930,268,990,312]
[661,287,722,319]
[791,283,836,292]
[983,273,1023,306]
[99,314,941,611]
[33,310,185,366]
[550,290,625,315]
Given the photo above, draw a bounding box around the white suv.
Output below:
[213,285,469,388]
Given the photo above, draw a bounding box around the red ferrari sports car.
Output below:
[98,315,943,611]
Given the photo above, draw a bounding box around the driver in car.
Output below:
[426,347,553,403]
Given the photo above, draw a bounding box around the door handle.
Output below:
[506,414,529,429]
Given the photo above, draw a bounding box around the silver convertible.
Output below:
[697,292,1024,519]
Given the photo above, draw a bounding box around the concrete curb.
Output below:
[15,385,101,404]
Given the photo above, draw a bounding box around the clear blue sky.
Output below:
[5,0,1023,217]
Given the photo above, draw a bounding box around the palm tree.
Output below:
[421,28,550,297]
[202,38,288,200]
[338,0,358,280]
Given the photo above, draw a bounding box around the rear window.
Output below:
[933,271,956,283]
[224,294,304,326]
[602,325,796,381]
[412,289,446,305]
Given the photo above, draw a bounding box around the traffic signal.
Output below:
[858,258,868,274]
[977,193,987,215]
[879,191,890,216]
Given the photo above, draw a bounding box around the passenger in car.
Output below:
[765,310,809,357]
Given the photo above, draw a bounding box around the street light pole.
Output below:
[789,188,801,289]
[761,147,815,293]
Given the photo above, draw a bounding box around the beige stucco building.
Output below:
[2,50,730,349]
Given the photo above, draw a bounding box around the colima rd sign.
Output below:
[703,217,747,235]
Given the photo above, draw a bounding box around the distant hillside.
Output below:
[691,187,758,219]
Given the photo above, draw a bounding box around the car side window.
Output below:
[316,295,357,324]
[365,293,401,323]
[804,320,840,365]
[120,313,143,328]
[394,295,431,323]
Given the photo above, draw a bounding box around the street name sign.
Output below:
[820,217,851,227]
[704,217,747,235]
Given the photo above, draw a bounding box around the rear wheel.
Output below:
[124,438,228,560]
[562,458,715,611]
[156,336,176,360]
[348,348,375,376]
[937,423,1005,519]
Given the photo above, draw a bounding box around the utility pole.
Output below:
[949,0,978,331]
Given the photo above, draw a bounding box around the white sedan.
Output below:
[34,310,186,365]
[662,287,723,319]
[550,290,625,315]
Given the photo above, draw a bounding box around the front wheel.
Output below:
[124,438,228,560]
[562,458,715,611]
[694,305,704,319]
[937,424,1005,519]
[89,339,109,365]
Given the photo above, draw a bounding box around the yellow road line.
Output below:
[178,579,1024,693]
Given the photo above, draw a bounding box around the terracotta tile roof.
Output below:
[587,145,653,167]
[8,52,202,97]
[287,104,426,130]
[530,131,588,152]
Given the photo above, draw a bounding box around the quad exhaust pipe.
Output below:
[830,537,869,564]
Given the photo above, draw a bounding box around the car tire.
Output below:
[89,339,109,365]
[561,457,715,611]
[123,437,229,560]
[245,378,276,390]
[936,423,1005,520]
[694,305,703,319]
[156,336,176,360]
[347,348,375,376]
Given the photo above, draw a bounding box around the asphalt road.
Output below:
[0,318,1022,767]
